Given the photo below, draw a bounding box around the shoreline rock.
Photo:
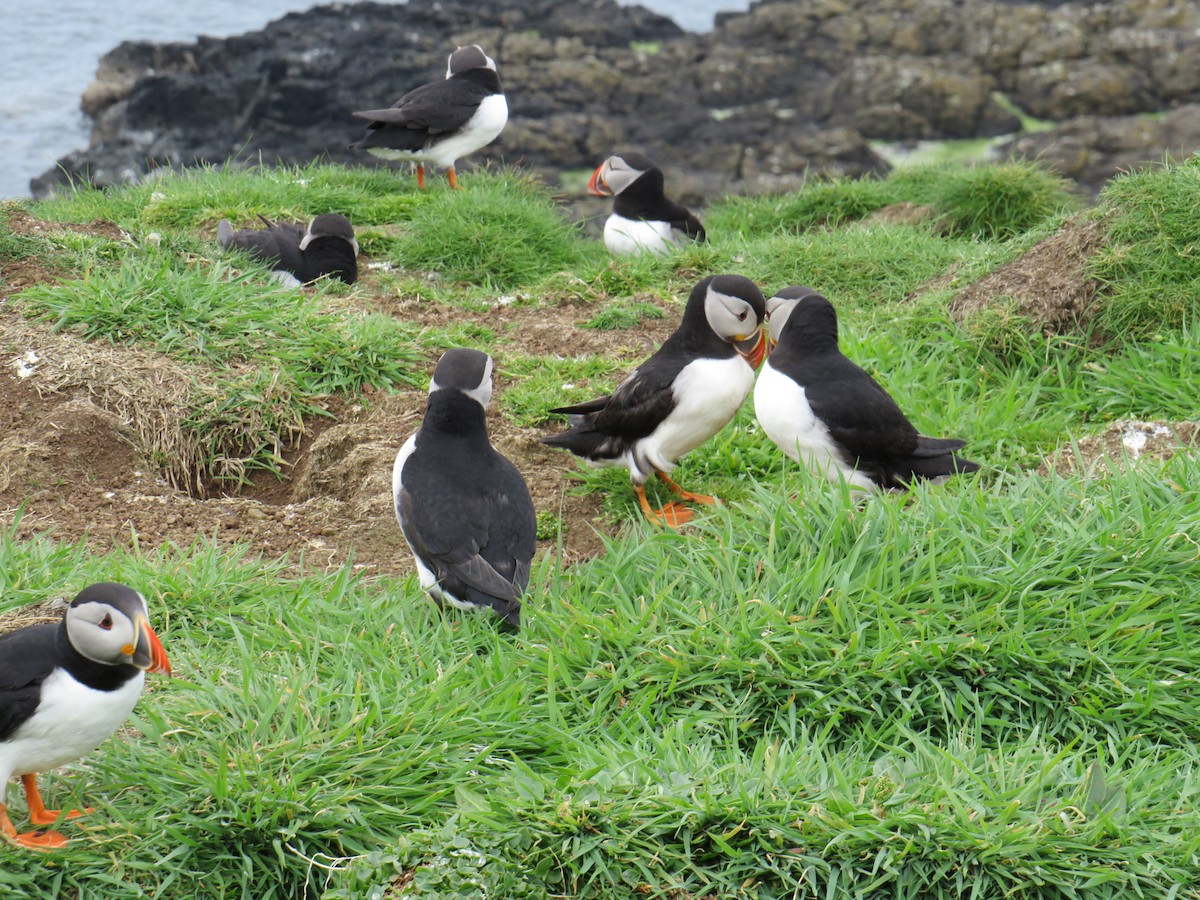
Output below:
[31,0,1200,201]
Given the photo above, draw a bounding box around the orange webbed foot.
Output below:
[656,472,719,506]
[22,773,93,826]
[1,802,69,852]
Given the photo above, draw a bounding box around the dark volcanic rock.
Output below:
[30,0,1200,200]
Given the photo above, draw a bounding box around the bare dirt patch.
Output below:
[0,214,652,579]
[949,214,1108,335]
[1042,419,1200,476]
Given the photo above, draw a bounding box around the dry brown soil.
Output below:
[0,212,680,579]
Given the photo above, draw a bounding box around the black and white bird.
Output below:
[0,583,171,851]
[351,44,507,190]
[217,213,359,285]
[587,151,706,256]
[393,349,536,629]
[753,286,981,491]
[542,275,766,527]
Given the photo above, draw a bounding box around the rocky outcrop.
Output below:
[30,0,1200,200]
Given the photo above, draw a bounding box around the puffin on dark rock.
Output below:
[217,213,359,285]
[351,44,507,190]
[588,151,705,256]
[542,275,766,527]
[754,286,982,491]
[0,583,171,851]
[393,349,536,629]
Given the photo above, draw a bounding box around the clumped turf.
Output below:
[1,157,1199,898]
[1088,154,1200,334]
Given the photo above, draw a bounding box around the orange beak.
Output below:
[131,616,172,676]
[735,328,768,369]
[586,162,612,197]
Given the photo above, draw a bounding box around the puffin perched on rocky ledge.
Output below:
[393,349,536,629]
[217,213,359,285]
[542,275,766,527]
[754,286,982,491]
[0,583,171,850]
[351,44,508,190]
[588,151,706,257]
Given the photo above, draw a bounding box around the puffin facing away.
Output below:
[543,275,766,527]
[0,583,171,850]
[217,213,359,285]
[393,349,536,629]
[588,151,706,256]
[753,286,981,491]
[351,44,507,190]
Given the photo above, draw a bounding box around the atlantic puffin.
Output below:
[351,44,507,190]
[0,583,171,850]
[393,349,536,629]
[587,151,706,256]
[753,286,981,491]
[542,275,766,527]
[217,213,359,285]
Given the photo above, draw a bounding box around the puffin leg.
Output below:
[657,471,718,506]
[416,163,426,190]
[635,483,694,528]
[446,165,460,190]
[23,773,91,825]
[0,802,69,851]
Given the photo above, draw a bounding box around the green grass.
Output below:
[2,450,1199,897]
[1088,154,1200,335]
[1,157,1199,897]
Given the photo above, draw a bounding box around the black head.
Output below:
[65,582,171,675]
[587,151,662,197]
[766,285,827,347]
[447,44,497,76]
[430,348,494,408]
[678,274,768,367]
[772,290,840,355]
[299,214,359,254]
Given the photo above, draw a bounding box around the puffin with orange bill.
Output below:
[0,583,171,850]
[351,44,507,190]
[542,275,766,527]
[754,286,981,491]
[587,151,706,256]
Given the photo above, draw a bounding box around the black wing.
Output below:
[353,78,490,135]
[803,354,922,463]
[543,355,684,461]
[0,624,57,741]
[397,449,536,622]
[221,222,306,276]
[665,201,706,242]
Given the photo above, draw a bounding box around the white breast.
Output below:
[427,93,508,168]
[626,355,754,482]
[753,362,876,491]
[0,668,146,784]
[603,215,682,257]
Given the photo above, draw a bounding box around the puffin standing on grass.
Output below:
[587,151,706,256]
[542,275,767,527]
[351,44,507,190]
[753,286,981,491]
[393,349,536,630]
[217,213,359,285]
[0,583,171,850]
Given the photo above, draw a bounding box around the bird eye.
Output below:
[737,311,748,321]
[99,615,113,630]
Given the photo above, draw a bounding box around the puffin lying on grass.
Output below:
[217,213,359,285]
[543,275,766,527]
[587,151,706,256]
[0,583,171,850]
[754,286,982,491]
[393,349,536,629]
[351,44,507,190]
